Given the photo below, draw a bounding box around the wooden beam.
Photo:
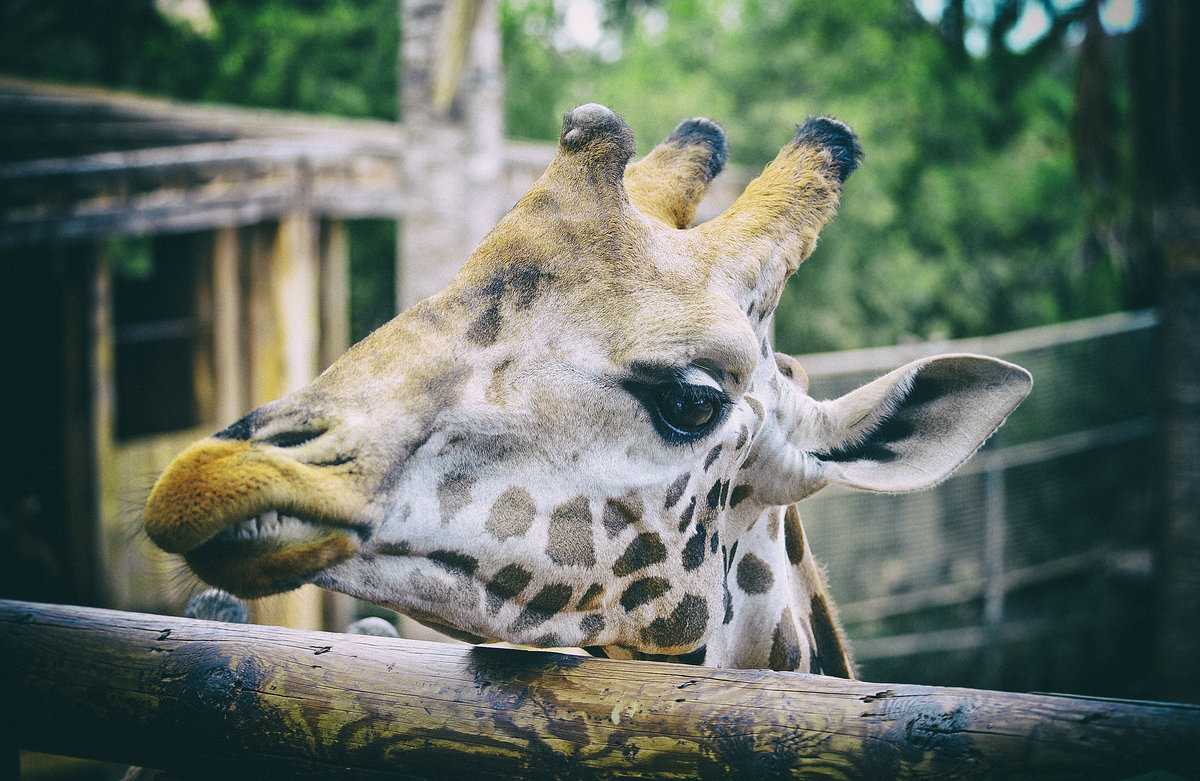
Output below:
[2,599,1197,780]
[0,75,404,150]
[0,138,409,247]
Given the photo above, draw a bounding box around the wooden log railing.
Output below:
[2,599,1197,780]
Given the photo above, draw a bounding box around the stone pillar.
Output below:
[398,0,506,311]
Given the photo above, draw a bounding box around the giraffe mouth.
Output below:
[143,437,378,598]
[182,510,369,599]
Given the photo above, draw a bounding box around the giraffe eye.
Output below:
[650,383,729,444]
[622,373,730,445]
[658,386,718,431]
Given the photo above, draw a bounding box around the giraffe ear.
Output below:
[815,355,1032,493]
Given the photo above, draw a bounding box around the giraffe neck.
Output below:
[598,504,854,675]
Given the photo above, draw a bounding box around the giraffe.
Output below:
[143,104,1031,674]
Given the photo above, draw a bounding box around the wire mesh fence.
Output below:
[795,310,1161,697]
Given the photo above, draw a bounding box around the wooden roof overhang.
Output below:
[0,77,410,249]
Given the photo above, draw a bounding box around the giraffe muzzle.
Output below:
[144,437,375,598]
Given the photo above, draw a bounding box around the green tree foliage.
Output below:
[0,0,398,119]
[2,0,1133,352]
[501,0,1133,352]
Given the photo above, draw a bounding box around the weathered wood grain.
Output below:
[1,599,1196,780]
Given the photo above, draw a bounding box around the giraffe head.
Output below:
[144,105,1030,667]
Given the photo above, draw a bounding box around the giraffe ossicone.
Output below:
[144,104,1031,673]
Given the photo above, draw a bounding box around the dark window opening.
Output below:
[348,219,397,344]
[112,233,204,440]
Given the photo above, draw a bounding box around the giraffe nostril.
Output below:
[212,408,329,449]
[214,411,258,441]
[261,426,328,449]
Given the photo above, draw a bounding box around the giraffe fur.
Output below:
[143,104,1031,674]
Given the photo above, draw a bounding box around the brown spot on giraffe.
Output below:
[730,484,753,508]
[810,593,852,678]
[641,594,709,649]
[437,472,475,525]
[576,583,605,612]
[428,550,478,577]
[612,532,667,577]
[736,551,774,595]
[485,563,532,615]
[486,487,536,540]
[620,577,670,611]
[784,503,806,566]
[547,496,595,567]
[677,496,696,532]
[681,523,707,571]
[664,473,690,510]
[579,614,605,643]
[465,261,557,346]
[510,583,574,634]
[601,495,643,537]
[769,607,803,672]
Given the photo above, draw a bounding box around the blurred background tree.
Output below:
[0,0,1141,352]
[0,0,398,119]
[501,0,1141,352]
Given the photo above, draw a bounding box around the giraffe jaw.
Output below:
[181,510,368,599]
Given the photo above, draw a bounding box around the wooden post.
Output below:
[981,466,1007,689]
[3,599,1198,780]
[319,218,350,371]
[317,218,358,630]
[244,221,277,410]
[1134,0,1200,702]
[212,225,245,426]
[244,213,321,409]
[244,214,326,630]
[63,244,117,607]
[270,211,321,397]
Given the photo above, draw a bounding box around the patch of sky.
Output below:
[912,0,1141,57]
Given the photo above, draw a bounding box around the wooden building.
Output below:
[0,75,406,627]
[0,0,543,628]
[0,0,761,631]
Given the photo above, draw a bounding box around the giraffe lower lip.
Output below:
[182,511,367,598]
[214,510,349,546]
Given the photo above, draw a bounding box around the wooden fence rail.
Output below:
[2,599,1197,780]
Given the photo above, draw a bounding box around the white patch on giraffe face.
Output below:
[307,394,739,650]
[216,511,360,548]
